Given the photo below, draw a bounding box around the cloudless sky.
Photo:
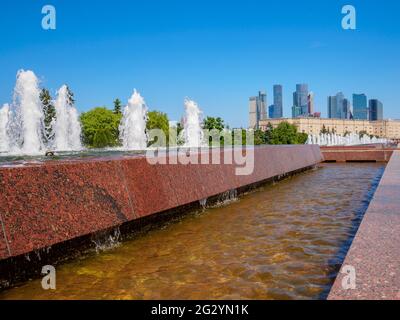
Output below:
[0,0,399,127]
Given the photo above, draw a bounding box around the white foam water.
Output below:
[52,85,83,151]
[9,70,45,155]
[119,89,148,150]
[183,98,204,148]
[0,104,10,152]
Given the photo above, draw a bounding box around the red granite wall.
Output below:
[321,146,395,162]
[0,145,323,261]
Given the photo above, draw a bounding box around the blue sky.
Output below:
[0,0,399,127]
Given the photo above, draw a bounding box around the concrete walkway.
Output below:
[329,151,400,300]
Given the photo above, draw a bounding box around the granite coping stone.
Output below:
[328,151,400,300]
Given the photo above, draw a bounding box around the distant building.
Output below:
[308,92,315,114]
[292,84,309,118]
[369,99,383,121]
[268,105,274,119]
[353,94,368,120]
[327,95,338,119]
[249,91,267,129]
[271,85,283,118]
[343,99,353,119]
[327,92,352,119]
[259,118,400,139]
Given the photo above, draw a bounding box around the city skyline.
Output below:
[250,83,385,127]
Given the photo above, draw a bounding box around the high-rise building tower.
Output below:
[292,84,308,118]
[327,92,351,119]
[248,91,267,129]
[272,85,283,118]
[308,92,315,115]
[369,99,383,121]
[327,95,337,119]
[353,94,368,120]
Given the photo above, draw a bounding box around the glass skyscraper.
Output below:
[248,91,267,129]
[292,84,308,118]
[272,85,283,118]
[327,92,352,119]
[353,94,368,120]
[369,99,383,121]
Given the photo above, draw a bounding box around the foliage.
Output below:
[203,116,225,146]
[203,116,224,131]
[113,98,122,115]
[80,107,122,148]
[40,88,56,141]
[93,129,115,148]
[146,111,170,146]
[269,122,307,145]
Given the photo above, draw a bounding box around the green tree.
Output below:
[254,129,268,145]
[321,124,328,134]
[80,107,122,148]
[113,98,122,115]
[203,116,225,146]
[146,111,170,146]
[40,88,56,140]
[297,132,309,144]
[264,122,274,144]
[93,129,115,148]
[203,116,225,131]
[269,122,305,145]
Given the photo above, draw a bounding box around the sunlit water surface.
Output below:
[0,163,384,300]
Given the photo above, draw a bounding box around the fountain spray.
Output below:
[52,85,83,151]
[119,89,148,150]
[9,70,45,155]
[183,98,204,148]
[0,104,10,152]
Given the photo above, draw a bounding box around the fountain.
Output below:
[119,89,148,150]
[0,104,10,152]
[52,85,83,151]
[8,70,45,155]
[182,98,204,148]
[307,132,389,146]
[0,70,84,157]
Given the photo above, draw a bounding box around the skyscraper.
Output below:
[343,99,353,119]
[353,94,368,120]
[272,85,283,118]
[327,95,337,119]
[327,92,352,119]
[292,84,309,118]
[369,99,383,121]
[248,91,267,129]
[268,105,274,119]
[308,92,314,115]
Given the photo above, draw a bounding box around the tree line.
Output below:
[40,88,307,148]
